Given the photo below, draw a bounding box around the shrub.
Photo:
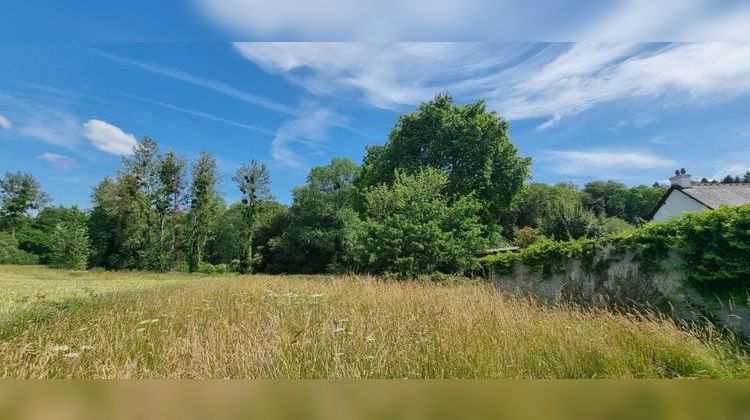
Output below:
[0,232,39,265]
[512,226,544,248]
[342,168,489,278]
[49,219,91,270]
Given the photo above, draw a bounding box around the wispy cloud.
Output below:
[82,119,137,155]
[37,152,77,169]
[271,106,345,167]
[0,114,10,130]
[234,43,750,126]
[116,92,275,135]
[197,0,750,41]
[0,93,81,147]
[87,48,298,116]
[540,149,675,177]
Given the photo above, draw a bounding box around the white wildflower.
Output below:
[64,352,80,359]
[51,345,70,352]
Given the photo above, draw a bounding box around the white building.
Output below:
[649,169,750,222]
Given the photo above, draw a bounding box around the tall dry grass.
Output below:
[0,271,747,378]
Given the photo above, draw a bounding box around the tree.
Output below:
[49,217,91,270]
[121,137,163,269]
[581,180,628,218]
[0,172,50,236]
[186,152,220,273]
[355,94,530,233]
[88,177,121,268]
[621,185,666,223]
[722,175,736,184]
[513,182,581,229]
[743,172,750,183]
[17,205,87,264]
[158,151,187,269]
[271,158,359,273]
[342,168,488,278]
[233,160,272,274]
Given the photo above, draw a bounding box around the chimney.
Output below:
[669,168,692,188]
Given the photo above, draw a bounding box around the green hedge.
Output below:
[480,204,750,297]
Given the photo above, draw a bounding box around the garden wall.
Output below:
[484,246,750,339]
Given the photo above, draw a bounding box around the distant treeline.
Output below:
[1,95,673,277]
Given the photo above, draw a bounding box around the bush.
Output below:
[49,219,91,270]
[197,262,229,274]
[342,168,489,278]
[512,226,544,248]
[0,232,39,264]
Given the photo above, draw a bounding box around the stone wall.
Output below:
[488,249,750,339]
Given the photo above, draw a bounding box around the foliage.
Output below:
[185,152,220,273]
[512,226,544,248]
[582,181,665,223]
[342,168,489,278]
[355,94,531,232]
[49,217,91,270]
[16,206,87,264]
[271,158,359,274]
[540,202,599,241]
[483,204,750,298]
[0,172,51,236]
[513,182,580,229]
[0,232,38,265]
[233,160,272,274]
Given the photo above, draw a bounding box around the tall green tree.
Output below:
[49,217,91,270]
[233,160,272,274]
[513,182,581,229]
[271,158,359,273]
[581,180,628,218]
[186,152,220,272]
[17,205,87,264]
[88,178,120,268]
[0,172,50,236]
[121,137,163,269]
[158,151,187,269]
[355,94,530,234]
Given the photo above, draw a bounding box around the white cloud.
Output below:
[37,153,77,169]
[271,106,345,167]
[197,0,750,41]
[234,43,750,125]
[540,150,675,177]
[82,119,137,155]
[0,114,11,130]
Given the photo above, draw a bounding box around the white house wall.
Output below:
[652,189,707,222]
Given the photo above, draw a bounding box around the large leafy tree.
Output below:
[158,151,187,269]
[233,160,272,274]
[513,182,581,229]
[271,158,359,274]
[343,168,488,278]
[88,177,120,268]
[356,94,530,233]
[17,205,87,264]
[186,152,220,272]
[0,172,50,236]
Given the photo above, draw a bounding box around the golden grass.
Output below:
[0,267,747,378]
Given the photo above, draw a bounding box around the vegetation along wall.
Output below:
[479,204,750,338]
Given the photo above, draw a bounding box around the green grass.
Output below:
[0,265,187,315]
[0,265,748,378]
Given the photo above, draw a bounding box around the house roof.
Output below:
[681,183,750,209]
[647,183,750,220]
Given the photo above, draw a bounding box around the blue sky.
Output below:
[1,42,750,207]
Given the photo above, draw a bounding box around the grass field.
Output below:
[0,266,748,378]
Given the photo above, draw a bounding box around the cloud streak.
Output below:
[0,114,11,130]
[540,149,675,177]
[271,106,345,167]
[37,152,77,169]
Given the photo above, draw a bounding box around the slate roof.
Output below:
[681,183,750,209]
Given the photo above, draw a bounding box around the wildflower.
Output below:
[51,345,70,352]
[137,318,159,325]
[332,327,345,334]
[310,294,324,298]
[64,352,80,359]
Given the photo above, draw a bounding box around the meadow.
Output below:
[0,266,748,379]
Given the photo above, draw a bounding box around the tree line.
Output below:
[1,95,670,277]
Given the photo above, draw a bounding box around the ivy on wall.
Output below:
[480,204,750,297]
